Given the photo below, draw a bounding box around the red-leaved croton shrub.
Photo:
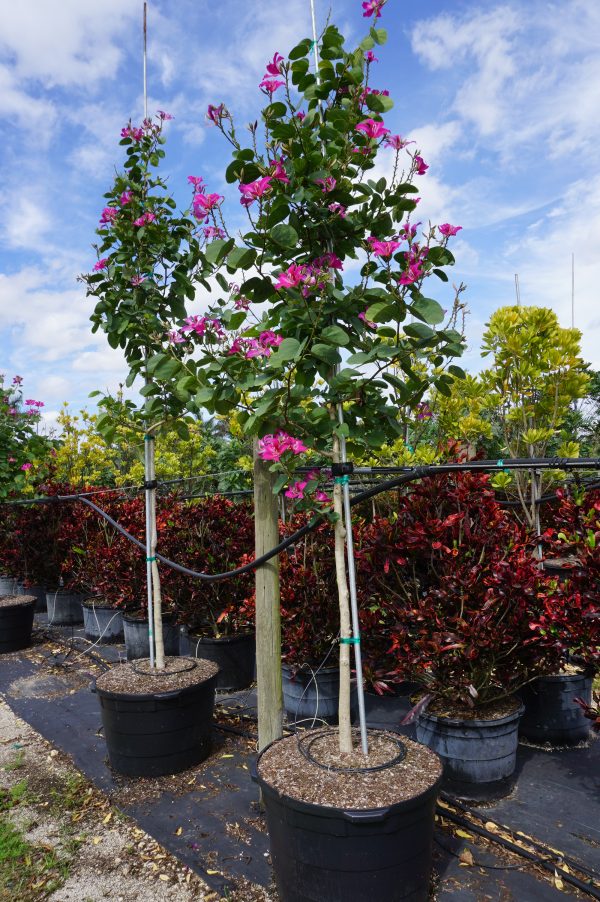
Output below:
[0,502,20,578]
[533,487,600,669]
[357,472,565,707]
[167,496,255,636]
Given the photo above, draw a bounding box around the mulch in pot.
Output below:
[258,728,442,810]
[0,594,36,609]
[96,656,218,696]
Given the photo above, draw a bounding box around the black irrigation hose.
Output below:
[4,457,600,583]
[438,808,600,900]
[444,795,600,884]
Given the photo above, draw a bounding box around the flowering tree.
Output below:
[0,374,52,499]
[139,8,467,751]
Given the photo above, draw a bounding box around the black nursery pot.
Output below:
[282,664,358,726]
[252,740,441,902]
[46,590,83,625]
[416,704,523,801]
[188,632,255,691]
[95,665,218,777]
[122,613,180,661]
[82,600,124,645]
[0,595,36,654]
[519,671,594,745]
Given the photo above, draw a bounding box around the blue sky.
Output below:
[1,0,599,430]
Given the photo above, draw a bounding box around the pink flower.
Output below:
[207,104,226,125]
[259,77,285,94]
[315,176,336,193]
[314,252,343,270]
[355,118,390,140]
[99,207,118,225]
[315,490,331,503]
[8,457,16,463]
[234,294,250,310]
[367,236,401,258]
[168,330,185,344]
[121,125,144,141]
[365,51,379,63]
[119,190,133,206]
[414,155,429,175]
[270,157,290,184]
[203,226,226,240]
[265,52,284,76]
[239,176,273,207]
[362,0,386,17]
[157,110,173,120]
[258,431,307,462]
[93,258,109,271]
[227,338,246,356]
[259,330,284,348]
[12,376,22,385]
[274,264,307,289]
[296,111,306,121]
[133,211,156,227]
[399,221,420,242]
[131,274,146,286]
[359,311,376,329]
[438,223,462,237]
[285,479,308,500]
[385,135,413,151]
[188,176,205,189]
[21,463,32,471]
[192,192,224,221]
[328,202,346,218]
[25,399,44,407]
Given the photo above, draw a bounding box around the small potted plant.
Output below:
[375,472,547,800]
[175,496,256,691]
[522,486,599,744]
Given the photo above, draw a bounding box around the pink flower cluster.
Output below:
[133,211,156,227]
[274,254,343,295]
[269,157,290,184]
[355,118,390,140]
[204,226,226,240]
[192,192,224,222]
[99,207,118,225]
[398,245,429,286]
[257,431,307,462]
[259,52,285,94]
[93,258,109,271]
[362,0,386,17]
[25,399,44,408]
[328,202,346,218]
[315,176,336,193]
[228,330,283,359]
[438,223,462,237]
[367,236,401,258]
[285,469,330,503]
[239,176,272,207]
[121,124,144,141]
[169,315,225,344]
[206,104,227,125]
[385,135,414,151]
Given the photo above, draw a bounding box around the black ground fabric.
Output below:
[0,617,598,900]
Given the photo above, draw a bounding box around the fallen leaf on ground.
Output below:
[459,848,475,867]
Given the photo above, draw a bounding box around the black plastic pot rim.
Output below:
[82,599,121,611]
[46,589,82,597]
[122,612,176,624]
[282,662,339,677]
[418,702,524,728]
[93,667,217,703]
[0,596,36,609]
[252,733,443,823]
[190,630,254,645]
[530,668,594,683]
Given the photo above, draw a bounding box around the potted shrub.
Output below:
[174,496,256,690]
[523,486,600,744]
[371,472,552,800]
[145,3,468,897]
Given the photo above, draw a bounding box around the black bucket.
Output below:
[95,670,218,777]
[46,591,83,625]
[519,671,594,745]
[122,614,180,661]
[282,664,357,726]
[187,632,255,691]
[20,585,47,613]
[0,576,18,595]
[82,601,124,645]
[253,741,441,902]
[416,704,523,801]
[0,596,36,653]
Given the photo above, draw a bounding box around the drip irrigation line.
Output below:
[433,835,523,871]
[438,808,600,900]
[443,796,600,884]
[3,457,600,583]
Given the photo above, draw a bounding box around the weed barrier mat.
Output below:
[0,624,598,899]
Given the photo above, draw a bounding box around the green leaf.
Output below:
[321,325,350,346]
[227,246,256,270]
[403,322,436,340]
[153,358,181,380]
[264,102,287,118]
[272,473,288,495]
[410,296,445,325]
[365,302,394,323]
[371,27,388,44]
[275,337,301,360]
[205,238,234,265]
[448,365,467,379]
[311,343,342,365]
[289,38,313,60]
[270,223,299,247]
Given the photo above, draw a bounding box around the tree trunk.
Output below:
[254,442,283,751]
[332,434,353,755]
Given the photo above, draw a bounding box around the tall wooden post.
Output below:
[253,442,283,750]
